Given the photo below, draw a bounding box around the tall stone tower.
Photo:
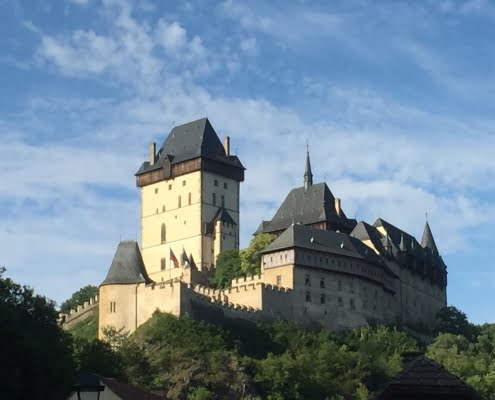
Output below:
[135,118,245,282]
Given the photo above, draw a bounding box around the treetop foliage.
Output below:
[0,267,74,399]
[60,284,98,314]
[211,233,276,288]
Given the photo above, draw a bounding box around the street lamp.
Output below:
[73,372,105,400]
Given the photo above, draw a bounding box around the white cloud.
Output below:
[240,37,257,54]
[4,0,495,313]
[156,20,187,51]
[68,0,90,5]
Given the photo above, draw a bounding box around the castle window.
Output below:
[160,258,166,270]
[182,180,186,186]
[178,195,181,208]
[350,298,355,311]
[110,301,116,313]
[276,275,282,286]
[214,179,219,186]
[162,205,166,212]
[221,195,225,207]
[224,182,228,189]
[326,258,328,264]
[338,297,343,307]
[156,208,158,214]
[155,188,158,194]
[305,274,311,286]
[168,184,172,190]
[338,280,342,291]
[305,292,312,302]
[320,294,326,304]
[188,192,192,205]
[320,278,325,288]
[161,223,166,243]
[213,193,217,206]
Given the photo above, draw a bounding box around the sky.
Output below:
[1,0,494,322]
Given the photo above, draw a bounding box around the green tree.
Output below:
[210,249,242,288]
[435,306,480,340]
[0,267,74,399]
[240,233,276,276]
[61,284,98,314]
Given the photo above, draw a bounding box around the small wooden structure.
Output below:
[375,352,483,400]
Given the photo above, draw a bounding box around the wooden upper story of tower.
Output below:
[136,118,245,187]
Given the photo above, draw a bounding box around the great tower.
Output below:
[135,118,245,282]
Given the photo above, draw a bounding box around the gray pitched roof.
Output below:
[350,221,386,254]
[262,224,390,272]
[375,352,483,399]
[136,118,245,175]
[421,221,439,255]
[256,182,356,234]
[100,241,153,286]
[373,218,422,255]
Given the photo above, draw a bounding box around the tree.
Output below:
[60,284,98,314]
[435,306,480,340]
[0,267,74,399]
[240,233,276,276]
[211,233,276,288]
[210,249,242,288]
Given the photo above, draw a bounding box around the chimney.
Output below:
[149,142,156,165]
[224,136,230,156]
[335,198,341,216]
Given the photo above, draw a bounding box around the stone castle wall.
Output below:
[60,295,99,331]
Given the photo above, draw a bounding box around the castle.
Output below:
[59,118,447,337]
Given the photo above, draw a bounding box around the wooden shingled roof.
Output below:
[375,352,483,400]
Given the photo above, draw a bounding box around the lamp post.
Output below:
[73,372,105,400]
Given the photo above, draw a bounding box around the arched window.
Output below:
[161,223,166,243]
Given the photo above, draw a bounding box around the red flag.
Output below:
[170,248,179,269]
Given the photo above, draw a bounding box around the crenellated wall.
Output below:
[59,295,99,331]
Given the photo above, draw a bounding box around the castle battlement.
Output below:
[91,117,447,339]
[59,295,99,330]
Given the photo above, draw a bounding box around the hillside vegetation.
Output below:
[69,308,495,400]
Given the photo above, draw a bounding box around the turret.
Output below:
[304,147,313,190]
[421,221,439,255]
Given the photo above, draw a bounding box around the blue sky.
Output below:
[1,0,495,322]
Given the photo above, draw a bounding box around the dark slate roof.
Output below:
[212,207,237,225]
[375,352,483,399]
[373,218,422,255]
[421,221,439,255]
[256,182,356,234]
[136,118,245,175]
[100,241,153,286]
[350,221,386,254]
[262,224,390,272]
[100,376,164,400]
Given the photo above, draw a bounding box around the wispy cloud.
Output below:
[2,0,495,323]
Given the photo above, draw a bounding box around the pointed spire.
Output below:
[421,221,439,255]
[399,233,407,252]
[304,144,313,190]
